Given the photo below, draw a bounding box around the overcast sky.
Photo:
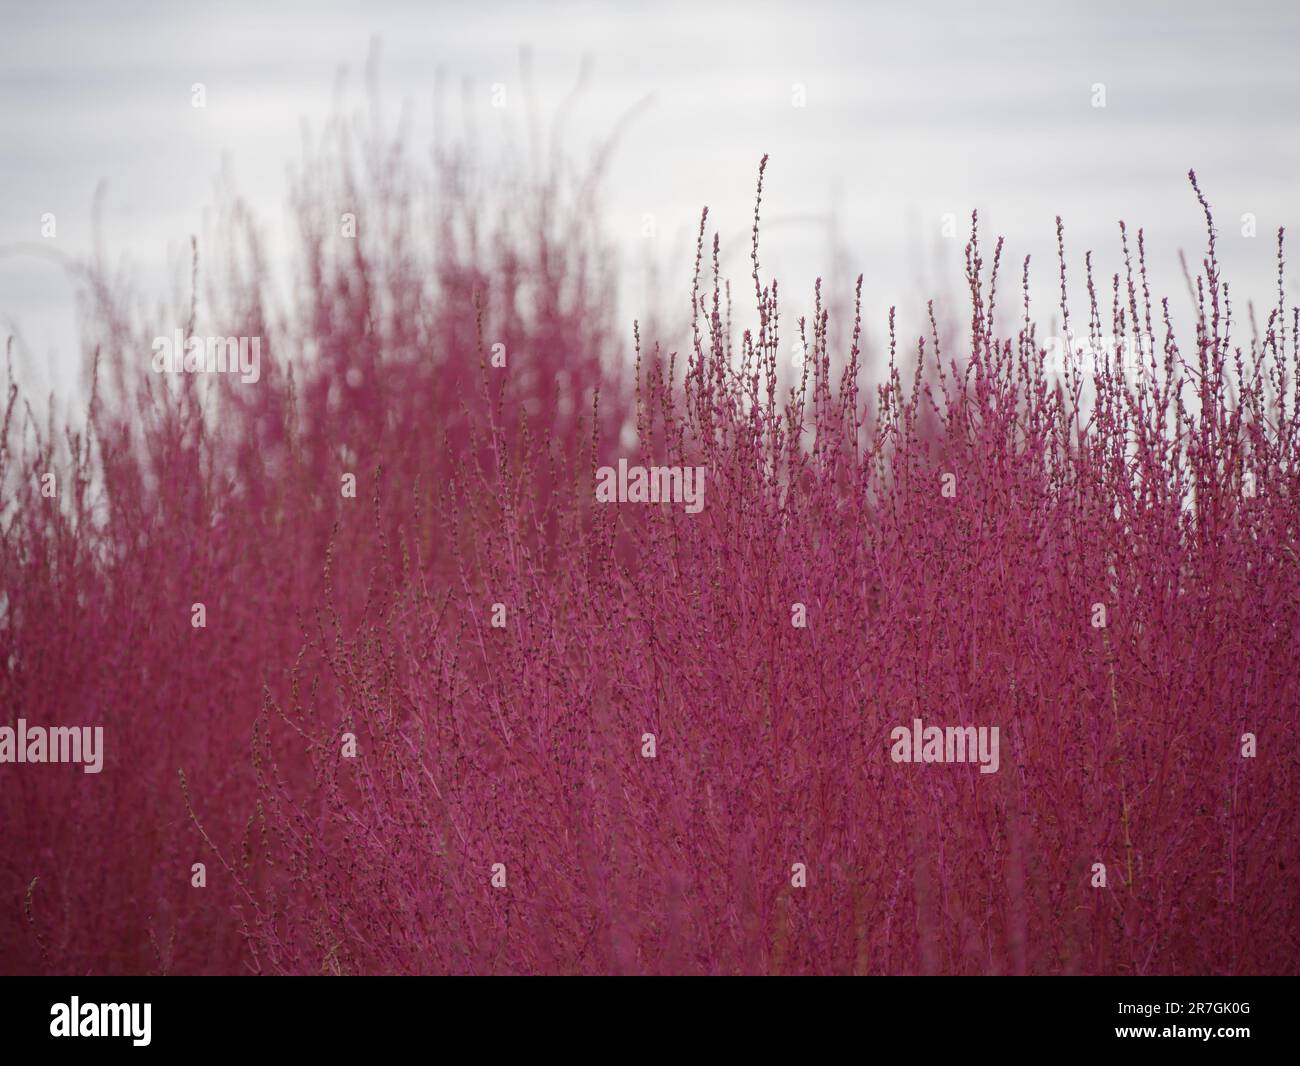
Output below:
[2,0,1297,399]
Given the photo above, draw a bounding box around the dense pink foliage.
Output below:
[1,138,1296,974]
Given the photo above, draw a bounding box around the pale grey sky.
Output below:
[2,0,1297,399]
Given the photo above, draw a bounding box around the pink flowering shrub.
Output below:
[2,142,1296,974]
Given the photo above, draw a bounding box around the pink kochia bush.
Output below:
[1,137,1297,974]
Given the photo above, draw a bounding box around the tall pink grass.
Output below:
[2,137,1296,974]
